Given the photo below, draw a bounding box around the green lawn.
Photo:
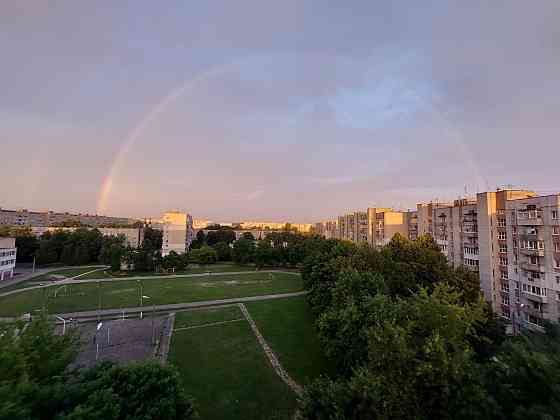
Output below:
[245,296,333,385]
[32,267,105,281]
[169,308,297,420]
[174,306,242,329]
[77,264,256,279]
[0,267,106,293]
[0,273,302,316]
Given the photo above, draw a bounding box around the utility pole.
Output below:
[97,280,102,322]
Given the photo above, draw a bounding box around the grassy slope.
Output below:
[245,295,334,385]
[169,317,297,420]
[0,273,302,316]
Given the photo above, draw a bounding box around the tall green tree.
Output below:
[232,238,255,265]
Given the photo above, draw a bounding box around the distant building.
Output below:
[0,237,17,281]
[29,227,144,248]
[98,228,144,248]
[161,211,194,256]
[0,207,137,227]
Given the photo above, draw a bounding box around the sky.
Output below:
[1,0,559,223]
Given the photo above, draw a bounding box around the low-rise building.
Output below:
[0,237,17,281]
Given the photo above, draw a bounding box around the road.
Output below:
[0,270,300,298]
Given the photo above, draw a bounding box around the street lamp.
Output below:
[55,315,68,335]
[137,279,144,318]
[97,280,102,322]
[142,295,156,344]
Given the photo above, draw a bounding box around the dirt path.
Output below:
[238,303,303,396]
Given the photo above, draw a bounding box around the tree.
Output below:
[58,362,197,420]
[232,238,255,265]
[0,319,197,420]
[61,244,76,266]
[212,241,231,261]
[241,232,255,241]
[301,285,491,420]
[189,246,217,265]
[109,245,123,272]
[142,227,162,253]
[190,230,206,249]
[161,251,188,271]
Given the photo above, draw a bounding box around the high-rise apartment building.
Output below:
[0,237,17,281]
[367,208,408,247]
[316,188,560,330]
[161,211,194,256]
[502,194,560,328]
[337,212,368,243]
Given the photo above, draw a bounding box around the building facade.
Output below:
[315,188,560,329]
[0,207,136,227]
[161,211,195,256]
[0,237,17,281]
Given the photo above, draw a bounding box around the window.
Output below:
[530,256,538,265]
[501,271,509,280]
[501,281,509,292]
[499,257,508,266]
[497,218,506,227]
[555,243,560,252]
[501,294,510,305]
[555,258,560,269]
[499,244,508,253]
[553,227,560,236]
[498,232,507,240]
[553,210,559,220]
[530,271,541,280]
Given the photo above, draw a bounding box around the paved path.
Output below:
[0,270,300,298]
[238,303,303,396]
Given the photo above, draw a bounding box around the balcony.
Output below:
[522,292,548,304]
[517,211,544,226]
[520,248,545,257]
[520,262,546,273]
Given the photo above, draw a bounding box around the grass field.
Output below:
[245,296,333,385]
[169,306,297,420]
[174,306,243,329]
[78,264,257,279]
[0,267,106,293]
[0,272,302,317]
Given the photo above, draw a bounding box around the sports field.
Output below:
[0,272,302,317]
[168,296,331,419]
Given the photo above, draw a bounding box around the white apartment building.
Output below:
[0,237,17,281]
[161,211,194,256]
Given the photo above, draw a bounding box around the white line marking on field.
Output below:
[173,318,246,331]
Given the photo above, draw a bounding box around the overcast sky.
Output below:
[1,1,559,222]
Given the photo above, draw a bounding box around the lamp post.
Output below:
[142,295,156,344]
[137,279,144,319]
[55,315,67,335]
[97,280,102,322]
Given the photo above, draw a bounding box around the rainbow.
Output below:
[96,55,487,215]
